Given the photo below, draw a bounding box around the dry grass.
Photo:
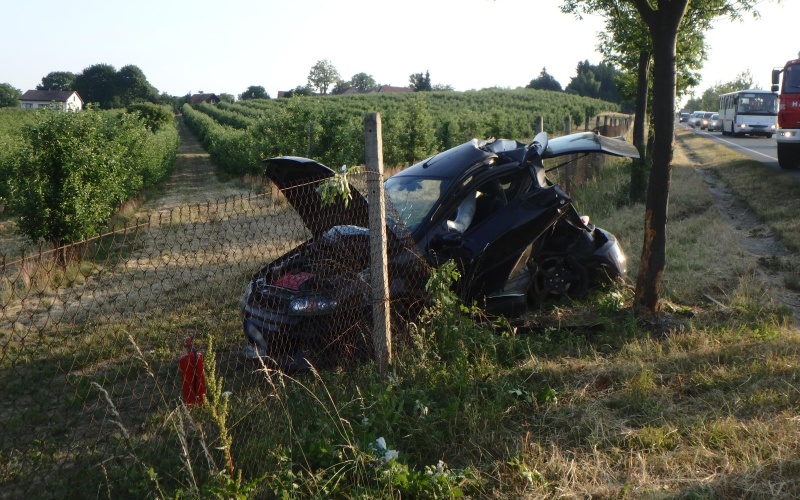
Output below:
[2,124,800,498]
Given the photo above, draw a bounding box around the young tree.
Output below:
[73,63,118,108]
[526,68,563,91]
[0,83,21,107]
[307,60,340,95]
[562,0,709,205]
[239,85,269,100]
[351,72,378,92]
[409,70,432,92]
[332,79,352,95]
[36,71,77,91]
[400,95,436,164]
[115,65,158,106]
[565,61,620,102]
[8,110,150,251]
[283,85,314,98]
[561,0,771,313]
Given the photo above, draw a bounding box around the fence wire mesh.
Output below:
[0,118,629,498]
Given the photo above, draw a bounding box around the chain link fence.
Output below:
[0,117,630,498]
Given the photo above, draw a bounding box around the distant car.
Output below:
[708,113,721,132]
[688,111,707,128]
[679,112,690,123]
[698,112,715,130]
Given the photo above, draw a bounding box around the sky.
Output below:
[2,0,798,105]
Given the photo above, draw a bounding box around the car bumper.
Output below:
[776,129,800,144]
[735,124,776,135]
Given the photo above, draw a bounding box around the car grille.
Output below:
[253,286,290,313]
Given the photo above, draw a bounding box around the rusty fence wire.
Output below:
[0,121,630,498]
[0,170,433,498]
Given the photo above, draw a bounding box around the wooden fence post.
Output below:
[364,113,391,374]
[564,116,571,135]
[535,116,543,134]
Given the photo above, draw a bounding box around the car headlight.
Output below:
[737,123,747,129]
[780,131,796,138]
[770,124,777,130]
[289,297,339,315]
[608,241,627,275]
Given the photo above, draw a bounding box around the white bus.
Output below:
[719,89,778,138]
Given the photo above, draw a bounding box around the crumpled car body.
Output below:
[240,132,639,370]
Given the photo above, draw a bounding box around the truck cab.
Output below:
[772,54,800,169]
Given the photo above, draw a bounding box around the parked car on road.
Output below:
[688,111,707,128]
[699,112,715,130]
[708,113,721,132]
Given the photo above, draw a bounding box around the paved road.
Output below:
[678,124,800,180]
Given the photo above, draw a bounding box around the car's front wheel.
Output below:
[529,255,589,302]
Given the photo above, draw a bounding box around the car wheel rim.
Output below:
[532,255,589,300]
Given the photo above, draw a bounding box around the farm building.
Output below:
[19,90,83,111]
[190,93,220,105]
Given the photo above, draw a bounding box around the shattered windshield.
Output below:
[385,175,447,232]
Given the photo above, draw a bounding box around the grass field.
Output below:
[1,124,800,498]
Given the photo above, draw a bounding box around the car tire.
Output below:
[530,254,589,302]
[778,143,800,169]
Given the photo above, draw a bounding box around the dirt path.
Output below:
[138,115,253,213]
[675,133,800,322]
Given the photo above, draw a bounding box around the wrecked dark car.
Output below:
[241,131,639,370]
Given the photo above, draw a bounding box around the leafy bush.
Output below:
[126,102,174,132]
[183,89,620,176]
[6,108,177,247]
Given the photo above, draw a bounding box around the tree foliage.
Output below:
[239,85,269,100]
[6,109,178,248]
[526,68,563,92]
[72,63,159,108]
[351,72,378,92]
[0,83,21,108]
[115,65,158,106]
[565,61,620,103]
[409,71,432,92]
[308,60,340,95]
[36,71,76,91]
[184,88,619,174]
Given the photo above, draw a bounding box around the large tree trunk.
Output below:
[633,0,687,313]
[630,50,652,204]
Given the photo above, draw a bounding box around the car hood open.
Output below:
[542,132,640,159]
[265,156,369,236]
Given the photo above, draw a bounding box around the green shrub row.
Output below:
[1,107,178,246]
[181,104,260,175]
[183,89,619,175]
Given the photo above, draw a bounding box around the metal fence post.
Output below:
[364,113,391,374]
[535,116,543,134]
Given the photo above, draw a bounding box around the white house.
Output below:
[19,90,84,111]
